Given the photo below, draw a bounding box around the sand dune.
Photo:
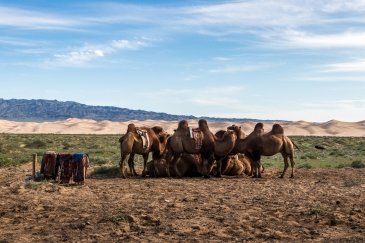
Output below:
[0,118,364,136]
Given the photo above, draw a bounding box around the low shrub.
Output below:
[0,156,14,167]
[351,160,365,168]
[343,177,363,187]
[25,139,46,149]
[298,163,312,169]
[91,166,120,176]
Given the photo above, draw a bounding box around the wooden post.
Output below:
[32,154,37,179]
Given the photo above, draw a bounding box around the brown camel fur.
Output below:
[213,129,238,177]
[211,154,252,176]
[119,124,169,178]
[225,154,251,176]
[166,119,236,178]
[231,123,297,178]
[165,119,216,178]
[146,154,215,178]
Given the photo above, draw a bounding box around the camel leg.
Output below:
[289,153,295,178]
[251,151,261,178]
[142,153,148,177]
[280,153,289,178]
[215,156,225,178]
[202,158,211,179]
[257,159,262,178]
[172,153,182,178]
[119,153,128,179]
[201,152,214,179]
[128,153,139,177]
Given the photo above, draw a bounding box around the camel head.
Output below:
[223,129,237,142]
[227,124,246,139]
[227,124,238,130]
[155,132,170,159]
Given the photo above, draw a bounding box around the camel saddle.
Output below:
[136,128,150,149]
[189,128,203,150]
[58,153,73,184]
[40,151,58,180]
[72,153,87,183]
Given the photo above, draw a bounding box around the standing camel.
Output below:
[119,124,169,178]
[229,123,298,178]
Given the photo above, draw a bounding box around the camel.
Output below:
[215,129,261,176]
[229,123,298,178]
[213,129,238,177]
[119,124,169,178]
[146,153,214,178]
[165,119,216,178]
[212,154,252,176]
[166,119,236,178]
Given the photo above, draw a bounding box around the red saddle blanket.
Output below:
[40,151,58,180]
[190,128,202,150]
[58,153,88,184]
[58,154,73,184]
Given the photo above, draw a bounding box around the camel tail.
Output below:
[290,138,300,151]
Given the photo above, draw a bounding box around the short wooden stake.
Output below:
[32,154,37,179]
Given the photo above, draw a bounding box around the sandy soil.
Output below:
[1,118,365,136]
[0,163,364,242]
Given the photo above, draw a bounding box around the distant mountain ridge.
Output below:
[0,98,282,123]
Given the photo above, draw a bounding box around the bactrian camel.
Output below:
[166,119,236,178]
[119,123,169,178]
[228,123,298,178]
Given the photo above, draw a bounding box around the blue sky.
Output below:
[1,0,365,122]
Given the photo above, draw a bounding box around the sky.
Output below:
[1,0,365,122]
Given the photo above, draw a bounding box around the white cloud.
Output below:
[209,64,269,73]
[279,31,365,49]
[322,0,365,12]
[303,74,365,82]
[51,39,147,66]
[182,1,313,27]
[0,6,77,29]
[322,59,365,72]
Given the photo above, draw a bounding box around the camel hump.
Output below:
[177,120,189,131]
[198,119,209,129]
[272,124,284,134]
[215,130,226,139]
[127,123,136,133]
[254,123,264,131]
[151,126,164,134]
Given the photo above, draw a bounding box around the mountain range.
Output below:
[0,98,278,123]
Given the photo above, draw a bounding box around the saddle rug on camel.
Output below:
[189,128,203,150]
[136,128,150,149]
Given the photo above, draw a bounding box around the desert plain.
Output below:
[0,119,364,242]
